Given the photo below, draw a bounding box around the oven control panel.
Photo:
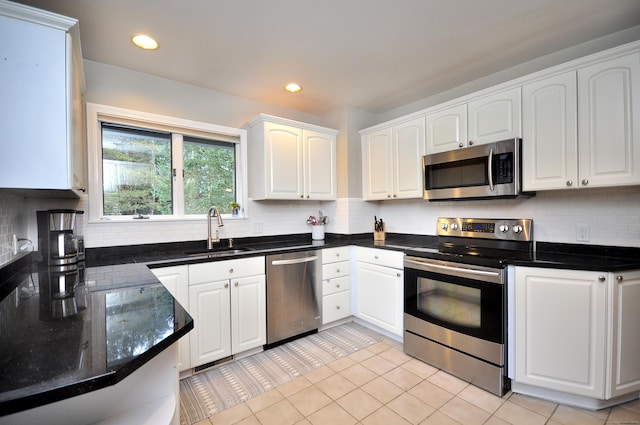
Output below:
[437,217,532,241]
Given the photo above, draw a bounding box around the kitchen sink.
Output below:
[184,247,254,258]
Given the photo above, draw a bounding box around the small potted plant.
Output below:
[230,202,240,217]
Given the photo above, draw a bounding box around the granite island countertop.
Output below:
[0,254,193,417]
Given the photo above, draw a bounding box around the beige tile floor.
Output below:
[193,338,640,425]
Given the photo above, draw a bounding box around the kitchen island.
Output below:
[0,254,193,425]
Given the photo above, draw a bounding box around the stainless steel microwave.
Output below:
[423,138,533,201]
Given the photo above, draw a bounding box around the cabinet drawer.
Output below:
[322,261,350,280]
[355,247,403,269]
[322,246,351,263]
[323,275,350,296]
[323,291,351,324]
[189,256,265,285]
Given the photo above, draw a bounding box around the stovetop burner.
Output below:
[406,217,534,267]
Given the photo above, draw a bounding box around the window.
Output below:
[87,103,247,222]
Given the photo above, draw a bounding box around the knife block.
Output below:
[373,224,385,241]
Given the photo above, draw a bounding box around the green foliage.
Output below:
[102,129,236,216]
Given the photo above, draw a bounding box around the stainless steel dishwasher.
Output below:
[266,250,322,345]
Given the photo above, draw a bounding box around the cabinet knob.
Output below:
[458,142,463,148]
[393,194,397,198]
[581,179,589,186]
[387,194,391,198]
[468,140,474,146]
[336,284,340,288]
[336,268,340,273]
[234,282,239,287]
[374,255,379,260]
[598,275,606,282]
[616,275,624,282]
[229,268,234,274]
[336,305,341,310]
[397,272,401,277]
[566,180,573,187]
[336,253,340,257]
[306,195,310,199]
[224,283,229,288]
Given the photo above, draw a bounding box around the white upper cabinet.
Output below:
[577,53,640,188]
[247,114,337,200]
[0,2,85,194]
[522,71,579,191]
[523,52,640,191]
[362,116,425,200]
[467,87,522,146]
[425,104,467,153]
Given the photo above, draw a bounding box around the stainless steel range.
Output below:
[403,217,533,396]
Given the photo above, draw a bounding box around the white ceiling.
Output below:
[13,0,640,116]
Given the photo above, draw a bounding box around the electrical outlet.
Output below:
[576,224,590,242]
[252,222,263,234]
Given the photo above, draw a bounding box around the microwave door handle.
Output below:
[488,148,495,191]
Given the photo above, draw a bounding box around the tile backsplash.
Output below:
[0,192,28,267]
[2,184,639,267]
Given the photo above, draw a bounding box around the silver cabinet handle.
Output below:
[566,180,573,187]
[582,179,589,186]
[598,275,606,282]
[458,142,463,148]
[616,275,623,282]
[336,284,340,288]
[229,268,234,274]
[234,282,239,287]
[224,283,229,288]
[336,305,341,310]
[469,140,474,146]
[396,272,401,277]
[336,268,340,273]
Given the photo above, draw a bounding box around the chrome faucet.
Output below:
[207,206,224,249]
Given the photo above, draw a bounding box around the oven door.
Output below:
[404,256,505,344]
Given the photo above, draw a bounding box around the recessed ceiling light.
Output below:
[131,34,159,50]
[284,83,302,93]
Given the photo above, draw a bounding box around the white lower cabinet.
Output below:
[321,247,351,324]
[151,265,191,372]
[188,257,266,368]
[514,267,640,405]
[354,247,404,337]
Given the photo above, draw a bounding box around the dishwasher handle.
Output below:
[271,255,319,266]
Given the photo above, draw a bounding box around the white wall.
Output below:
[376,186,640,247]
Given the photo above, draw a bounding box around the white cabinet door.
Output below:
[151,266,190,371]
[522,72,578,191]
[231,274,266,354]
[608,270,640,398]
[189,280,231,367]
[0,10,84,193]
[515,267,607,399]
[355,261,403,337]
[578,53,640,188]
[468,88,521,146]
[264,122,304,199]
[425,104,468,154]
[362,128,393,200]
[304,129,337,200]
[392,117,425,199]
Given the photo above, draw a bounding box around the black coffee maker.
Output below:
[37,209,84,267]
[37,209,86,320]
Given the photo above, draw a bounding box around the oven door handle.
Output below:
[405,258,503,282]
[488,148,495,191]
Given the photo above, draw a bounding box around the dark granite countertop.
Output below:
[1,232,638,417]
[0,254,193,417]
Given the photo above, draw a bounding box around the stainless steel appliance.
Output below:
[266,250,322,346]
[404,217,533,396]
[37,209,84,267]
[423,138,532,201]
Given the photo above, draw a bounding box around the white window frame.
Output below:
[86,103,248,223]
